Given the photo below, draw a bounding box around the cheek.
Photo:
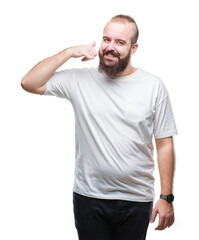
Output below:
[113,46,125,56]
[100,43,106,53]
[120,48,130,58]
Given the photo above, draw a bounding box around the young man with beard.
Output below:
[21,15,178,240]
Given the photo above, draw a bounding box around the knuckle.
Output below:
[160,215,166,220]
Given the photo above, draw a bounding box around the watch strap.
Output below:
[160,194,174,203]
[160,194,168,200]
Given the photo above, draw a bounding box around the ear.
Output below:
[130,43,138,55]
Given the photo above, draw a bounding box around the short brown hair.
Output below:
[111,14,139,45]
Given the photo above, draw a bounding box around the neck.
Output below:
[116,65,137,77]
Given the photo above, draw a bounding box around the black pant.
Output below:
[73,192,153,240]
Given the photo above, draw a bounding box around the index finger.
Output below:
[155,217,165,230]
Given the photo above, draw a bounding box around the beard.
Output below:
[98,48,131,78]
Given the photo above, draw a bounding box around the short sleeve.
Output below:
[153,95,178,139]
[43,69,74,101]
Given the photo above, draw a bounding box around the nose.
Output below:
[106,41,116,51]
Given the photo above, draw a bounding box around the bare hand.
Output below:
[150,199,175,230]
[67,42,97,61]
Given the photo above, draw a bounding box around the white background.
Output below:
[0,0,198,239]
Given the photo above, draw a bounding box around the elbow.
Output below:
[20,77,46,95]
[21,77,27,90]
[21,77,28,91]
[21,77,33,93]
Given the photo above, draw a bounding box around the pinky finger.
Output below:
[168,217,175,228]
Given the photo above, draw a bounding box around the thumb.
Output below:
[91,41,96,47]
[150,208,158,223]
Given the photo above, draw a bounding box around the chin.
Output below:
[104,59,118,66]
[104,62,117,67]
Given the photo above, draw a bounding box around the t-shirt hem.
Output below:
[154,131,178,139]
[73,189,154,202]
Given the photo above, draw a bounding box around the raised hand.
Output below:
[67,42,97,61]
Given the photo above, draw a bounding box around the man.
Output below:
[21,14,178,240]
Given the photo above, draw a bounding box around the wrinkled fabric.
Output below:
[44,67,178,202]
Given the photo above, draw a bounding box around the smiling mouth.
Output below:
[105,53,117,58]
[103,50,120,59]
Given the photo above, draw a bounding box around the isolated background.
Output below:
[0,0,198,239]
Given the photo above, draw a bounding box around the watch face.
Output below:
[167,194,174,203]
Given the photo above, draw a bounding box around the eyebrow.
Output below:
[103,36,127,44]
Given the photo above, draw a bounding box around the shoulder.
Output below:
[138,69,169,103]
[139,68,163,84]
[139,68,168,92]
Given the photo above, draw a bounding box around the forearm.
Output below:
[156,137,175,194]
[21,48,71,93]
[150,137,176,230]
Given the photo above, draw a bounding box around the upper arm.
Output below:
[155,136,173,151]
[43,69,77,100]
[37,84,46,95]
[21,78,46,95]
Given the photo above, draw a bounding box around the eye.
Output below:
[117,41,125,46]
[103,38,110,42]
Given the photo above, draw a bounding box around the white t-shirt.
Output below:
[43,67,178,202]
